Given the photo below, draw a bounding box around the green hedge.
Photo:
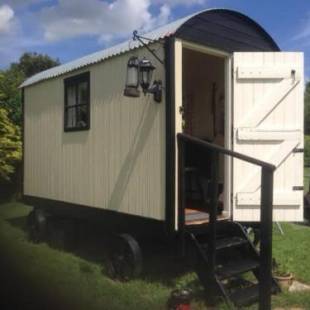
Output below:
[305,135,310,167]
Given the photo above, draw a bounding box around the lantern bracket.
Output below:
[133,30,164,65]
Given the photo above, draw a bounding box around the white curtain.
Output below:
[67,85,76,127]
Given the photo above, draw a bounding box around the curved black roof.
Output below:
[175,9,280,52]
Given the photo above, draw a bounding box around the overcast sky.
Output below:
[0,0,309,79]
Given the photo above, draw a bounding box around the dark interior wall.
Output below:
[182,48,226,190]
[182,48,225,141]
[176,10,280,53]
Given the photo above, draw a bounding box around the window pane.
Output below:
[78,82,88,105]
[67,85,76,107]
[64,72,90,131]
[76,105,88,128]
[66,107,76,128]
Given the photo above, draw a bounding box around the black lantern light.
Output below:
[139,58,155,93]
[124,56,162,103]
[124,56,140,97]
[139,58,162,103]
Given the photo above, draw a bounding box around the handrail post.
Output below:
[259,167,274,310]
[209,151,219,273]
[177,137,186,256]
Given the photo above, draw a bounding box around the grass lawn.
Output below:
[305,167,310,193]
[0,201,309,309]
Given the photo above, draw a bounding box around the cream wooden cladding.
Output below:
[24,43,166,220]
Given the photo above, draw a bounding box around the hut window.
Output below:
[64,72,90,131]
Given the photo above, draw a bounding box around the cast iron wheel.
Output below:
[107,234,142,281]
[27,209,48,243]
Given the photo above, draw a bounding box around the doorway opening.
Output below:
[181,47,229,225]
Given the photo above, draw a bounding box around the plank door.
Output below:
[232,52,304,222]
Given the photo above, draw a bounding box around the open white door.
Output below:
[232,52,304,222]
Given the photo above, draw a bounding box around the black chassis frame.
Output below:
[23,195,166,239]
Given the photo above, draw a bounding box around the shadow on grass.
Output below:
[0,259,74,310]
[6,214,200,288]
[2,208,224,309]
[7,215,28,232]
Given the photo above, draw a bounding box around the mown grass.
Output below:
[0,201,202,310]
[304,167,310,193]
[271,223,310,309]
[0,201,309,309]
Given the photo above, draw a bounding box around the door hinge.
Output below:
[293,148,304,153]
[293,186,304,191]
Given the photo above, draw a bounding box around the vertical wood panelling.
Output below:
[233,52,304,222]
[24,44,166,220]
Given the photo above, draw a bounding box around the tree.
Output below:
[0,66,24,125]
[11,52,60,79]
[0,107,21,182]
[0,52,60,125]
[0,52,59,193]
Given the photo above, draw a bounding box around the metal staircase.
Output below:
[177,133,279,309]
[187,221,280,307]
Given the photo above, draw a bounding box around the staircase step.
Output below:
[229,284,259,307]
[198,236,247,250]
[215,237,248,250]
[216,259,259,280]
[230,282,279,307]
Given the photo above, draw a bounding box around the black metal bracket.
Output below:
[146,80,162,103]
[133,30,164,65]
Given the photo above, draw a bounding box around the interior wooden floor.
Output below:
[185,208,229,225]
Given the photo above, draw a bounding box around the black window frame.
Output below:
[64,72,90,132]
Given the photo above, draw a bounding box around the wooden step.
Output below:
[215,237,248,250]
[230,282,279,307]
[216,259,259,280]
[199,237,248,251]
[229,284,259,307]
[185,209,229,225]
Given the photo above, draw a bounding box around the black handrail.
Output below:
[177,133,275,310]
[178,133,275,169]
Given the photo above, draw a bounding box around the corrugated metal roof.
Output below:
[20,8,279,88]
[20,13,194,88]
